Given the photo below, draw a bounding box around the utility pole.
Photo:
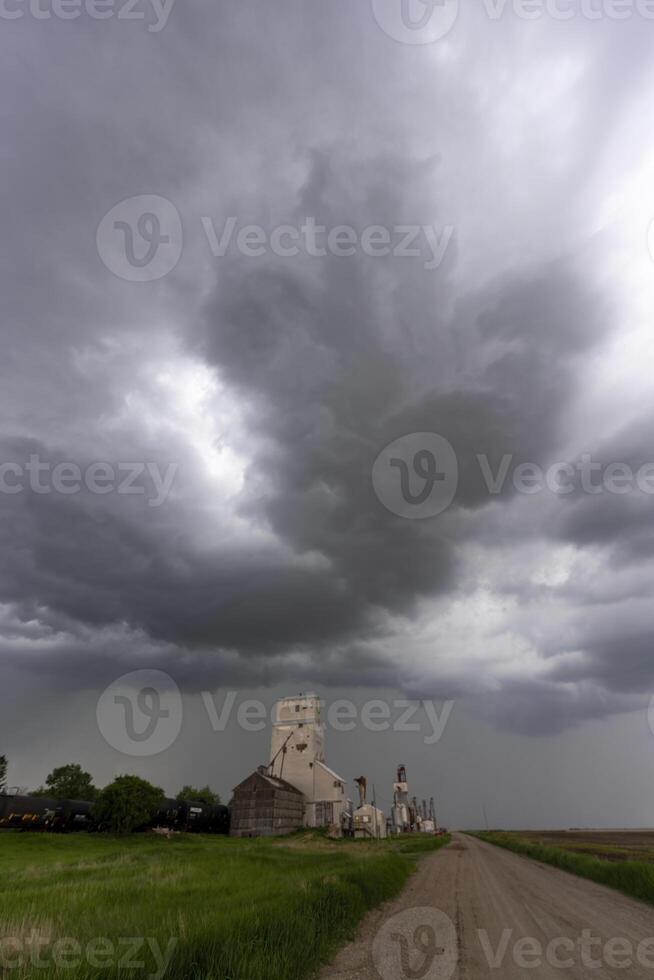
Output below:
[372,783,378,838]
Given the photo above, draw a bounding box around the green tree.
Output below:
[44,764,97,801]
[0,755,6,794]
[176,785,221,805]
[94,775,165,833]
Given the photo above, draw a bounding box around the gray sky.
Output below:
[2,0,654,827]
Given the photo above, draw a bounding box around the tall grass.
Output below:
[0,832,450,979]
[474,832,654,907]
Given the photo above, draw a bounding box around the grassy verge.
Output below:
[0,831,450,979]
[474,831,654,907]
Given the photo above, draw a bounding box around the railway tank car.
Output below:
[0,795,94,831]
[0,793,230,835]
[152,798,230,834]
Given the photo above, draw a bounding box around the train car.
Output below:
[0,794,56,829]
[170,800,230,834]
[0,795,60,830]
[0,794,230,834]
[176,800,212,832]
[0,795,95,831]
[208,803,230,835]
[149,799,229,834]
[150,797,183,829]
[57,799,94,830]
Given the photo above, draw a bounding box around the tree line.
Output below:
[0,755,221,833]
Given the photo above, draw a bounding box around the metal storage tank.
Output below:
[0,795,92,830]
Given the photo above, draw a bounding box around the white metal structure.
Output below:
[391,764,411,833]
[353,804,387,839]
[269,694,348,831]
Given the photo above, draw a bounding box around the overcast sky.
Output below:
[2,0,654,827]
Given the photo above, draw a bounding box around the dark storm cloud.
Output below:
[465,679,640,737]
[200,157,612,624]
[551,632,654,694]
[554,416,654,557]
[0,437,369,657]
[1,0,654,742]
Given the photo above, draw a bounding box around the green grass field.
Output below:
[495,829,654,863]
[0,831,450,979]
[475,831,654,908]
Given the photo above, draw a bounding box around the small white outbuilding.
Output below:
[353,804,386,839]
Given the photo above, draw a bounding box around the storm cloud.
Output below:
[2,0,654,785]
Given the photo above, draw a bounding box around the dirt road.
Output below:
[319,833,654,979]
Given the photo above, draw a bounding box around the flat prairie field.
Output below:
[0,831,448,980]
[476,830,654,908]
[506,830,654,862]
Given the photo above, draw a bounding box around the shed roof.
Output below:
[232,769,305,796]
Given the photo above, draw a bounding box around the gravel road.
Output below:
[319,832,654,979]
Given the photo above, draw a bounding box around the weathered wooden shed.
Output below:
[229,767,305,838]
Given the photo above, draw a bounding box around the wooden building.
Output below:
[229,767,304,838]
